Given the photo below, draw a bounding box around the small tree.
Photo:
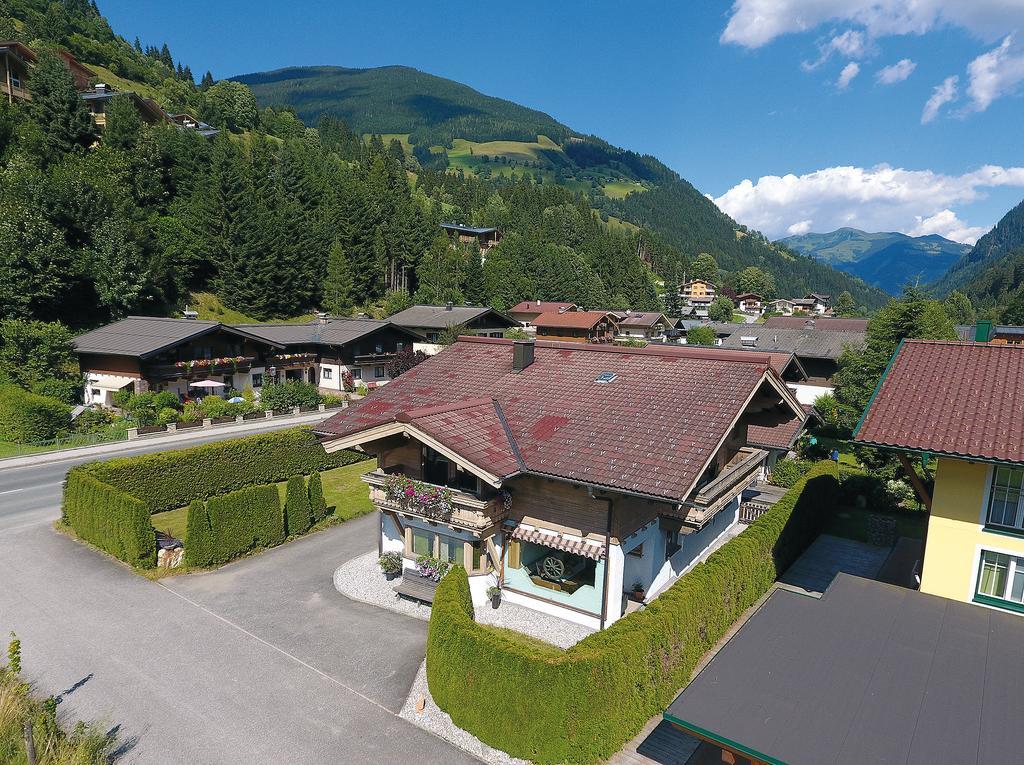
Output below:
[308,471,328,522]
[707,296,735,322]
[686,326,717,346]
[387,347,428,378]
[437,323,467,346]
[323,240,354,315]
[184,500,213,567]
[285,475,312,536]
[834,291,857,317]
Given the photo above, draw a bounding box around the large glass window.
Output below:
[988,467,1024,530]
[977,550,1024,605]
[438,536,464,566]
[411,529,433,557]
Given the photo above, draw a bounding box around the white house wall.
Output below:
[789,382,833,406]
[648,496,741,597]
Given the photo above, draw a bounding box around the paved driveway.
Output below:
[0,512,476,764]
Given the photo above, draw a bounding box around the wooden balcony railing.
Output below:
[362,469,510,531]
[145,356,256,379]
[683,447,767,527]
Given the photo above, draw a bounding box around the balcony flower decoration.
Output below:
[383,473,454,518]
[416,555,452,582]
[174,355,247,370]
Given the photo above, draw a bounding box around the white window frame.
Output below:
[982,464,1024,532]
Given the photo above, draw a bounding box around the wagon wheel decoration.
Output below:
[542,555,565,579]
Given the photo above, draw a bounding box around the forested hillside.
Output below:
[780,228,968,294]
[932,200,1024,319]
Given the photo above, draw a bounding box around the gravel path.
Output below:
[334,551,595,648]
[400,660,534,765]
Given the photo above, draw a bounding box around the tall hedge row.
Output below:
[62,472,156,568]
[284,475,312,536]
[0,384,70,443]
[206,484,284,563]
[426,461,840,765]
[79,428,362,514]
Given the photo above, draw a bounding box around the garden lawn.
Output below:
[824,507,927,543]
[151,461,375,543]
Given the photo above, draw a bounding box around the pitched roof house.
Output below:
[316,337,804,628]
[507,300,577,327]
[855,340,1024,614]
[533,310,619,343]
[386,303,518,348]
[616,311,671,340]
[763,316,869,332]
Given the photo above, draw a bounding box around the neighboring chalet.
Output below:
[765,298,796,315]
[616,311,671,341]
[238,318,422,390]
[440,223,501,255]
[57,50,96,90]
[956,320,1024,345]
[533,310,618,343]
[386,303,518,352]
[1,41,34,103]
[315,337,806,628]
[169,112,219,138]
[680,279,716,306]
[507,300,577,328]
[763,315,868,331]
[714,323,865,405]
[73,316,284,407]
[855,339,1024,615]
[734,292,763,313]
[665,573,1024,765]
[80,83,167,129]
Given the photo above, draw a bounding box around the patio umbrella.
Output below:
[188,380,227,389]
[227,396,245,403]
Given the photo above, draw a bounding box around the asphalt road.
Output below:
[0,427,477,764]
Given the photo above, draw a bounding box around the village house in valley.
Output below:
[856,339,1024,614]
[615,311,671,341]
[533,310,619,343]
[439,222,501,254]
[315,337,806,628]
[386,303,518,353]
[507,300,577,329]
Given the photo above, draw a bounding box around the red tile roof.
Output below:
[763,316,869,331]
[319,337,802,501]
[855,340,1024,463]
[533,310,614,330]
[509,301,576,314]
[746,409,808,450]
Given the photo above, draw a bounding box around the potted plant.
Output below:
[487,585,501,609]
[378,551,402,580]
[631,580,646,601]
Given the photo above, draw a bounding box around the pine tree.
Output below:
[133,36,142,53]
[324,240,354,315]
[159,43,173,68]
[104,94,142,151]
[462,241,485,304]
[200,70,214,91]
[662,263,682,316]
[26,52,95,163]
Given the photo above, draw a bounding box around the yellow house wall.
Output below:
[921,457,1024,605]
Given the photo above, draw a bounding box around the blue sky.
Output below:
[100,1,1024,243]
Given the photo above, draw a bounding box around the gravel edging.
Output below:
[333,550,431,621]
[400,660,534,765]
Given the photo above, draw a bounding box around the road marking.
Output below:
[0,488,24,495]
[0,481,64,496]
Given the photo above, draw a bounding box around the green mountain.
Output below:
[236,66,888,309]
[931,200,1024,311]
[779,228,969,295]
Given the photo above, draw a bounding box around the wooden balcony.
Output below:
[683,447,767,527]
[1,82,31,101]
[145,356,256,380]
[362,469,510,532]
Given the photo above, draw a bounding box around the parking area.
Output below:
[0,512,477,764]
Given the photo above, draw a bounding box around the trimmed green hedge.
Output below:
[207,484,283,563]
[62,428,368,568]
[284,475,312,536]
[308,471,327,522]
[62,472,156,568]
[77,428,362,515]
[0,384,70,442]
[426,461,840,765]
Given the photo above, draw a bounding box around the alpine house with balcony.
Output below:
[315,336,805,629]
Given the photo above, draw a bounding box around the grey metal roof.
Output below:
[716,325,864,360]
[72,316,283,358]
[440,223,498,235]
[386,304,516,330]
[236,318,419,347]
[666,573,1024,765]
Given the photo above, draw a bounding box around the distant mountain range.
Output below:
[778,228,970,295]
[233,65,890,309]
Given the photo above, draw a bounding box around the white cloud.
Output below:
[713,163,1024,243]
[722,0,1019,49]
[921,75,958,123]
[876,58,916,84]
[966,35,1024,112]
[837,62,861,89]
[908,209,988,244]
[830,29,867,58]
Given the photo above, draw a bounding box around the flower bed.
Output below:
[416,554,453,581]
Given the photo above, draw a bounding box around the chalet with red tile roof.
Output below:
[855,339,1024,615]
[507,300,576,328]
[616,311,671,341]
[533,310,618,344]
[316,337,805,628]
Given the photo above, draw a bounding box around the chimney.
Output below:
[445,302,453,311]
[975,320,993,342]
[182,305,198,320]
[316,311,330,324]
[512,339,535,372]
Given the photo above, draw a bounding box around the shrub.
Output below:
[77,428,362,514]
[184,500,213,567]
[0,384,70,442]
[768,457,812,488]
[259,380,322,410]
[308,471,328,521]
[156,407,179,426]
[62,472,155,567]
[206,484,283,563]
[31,376,80,405]
[284,475,312,535]
[426,461,839,764]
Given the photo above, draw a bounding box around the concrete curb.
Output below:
[0,411,332,471]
